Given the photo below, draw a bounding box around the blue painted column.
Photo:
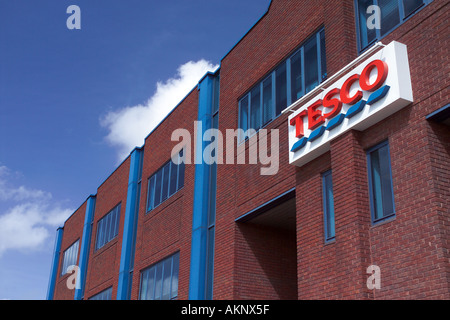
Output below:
[74,195,96,300]
[117,147,143,300]
[189,72,217,300]
[46,227,64,300]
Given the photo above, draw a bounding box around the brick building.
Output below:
[47,0,449,300]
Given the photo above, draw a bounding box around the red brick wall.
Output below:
[84,157,131,300]
[216,0,449,300]
[130,88,198,300]
[53,201,86,300]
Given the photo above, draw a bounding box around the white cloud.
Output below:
[101,59,219,161]
[0,166,73,257]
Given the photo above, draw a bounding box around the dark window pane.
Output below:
[239,95,249,140]
[153,170,163,207]
[177,150,185,189]
[169,161,178,196]
[369,143,395,221]
[323,171,335,240]
[275,62,287,115]
[262,77,273,125]
[161,163,170,202]
[250,85,261,130]
[147,176,155,211]
[379,0,400,36]
[290,50,303,102]
[403,0,424,17]
[171,254,179,299]
[162,259,172,300]
[320,29,327,81]
[304,36,319,93]
[358,0,377,49]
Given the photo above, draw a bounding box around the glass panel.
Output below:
[162,258,172,300]
[177,150,185,189]
[105,213,111,243]
[239,95,249,136]
[358,0,377,49]
[154,263,163,300]
[250,85,261,131]
[379,0,400,36]
[378,145,394,217]
[153,170,163,207]
[140,270,149,300]
[96,220,103,250]
[320,29,327,81]
[290,50,303,102]
[169,160,178,196]
[324,173,335,240]
[114,204,121,236]
[161,162,170,203]
[262,77,273,125]
[171,254,179,299]
[304,35,319,93]
[145,266,156,300]
[275,63,287,115]
[147,175,155,211]
[369,144,394,221]
[110,210,116,240]
[403,0,424,17]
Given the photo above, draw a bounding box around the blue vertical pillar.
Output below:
[46,227,64,300]
[74,195,96,300]
[189,72,216,300]
[117,147,143,300]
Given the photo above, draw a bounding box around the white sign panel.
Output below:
[288,41,413,167]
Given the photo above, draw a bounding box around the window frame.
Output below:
[60,239,80,276]
[355,0,433,52]
[139,252,180,300]
[88,287,113,300]
[95,203,121,251]
[366,140,396,225]
[238,28,326,144]
[146,149,185,213]
[322,170,336,243]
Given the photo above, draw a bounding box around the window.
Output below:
[322,170,335,242]
[146,149,185,212]
[139,252,179,300]
[356,0,432,51]
[367,141,395,223]
[89,287,113,300]
[238,28,326,142]
[95,203,121,251]
[61,239,79,276]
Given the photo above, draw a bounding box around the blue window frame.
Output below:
[238,28,326,143]
[146,149,185,212]
[322,170,335,242]
[61,239,79,276]
[139,252,179,300]
[367,140,395,223]
[95,203,121,251]
[355,0,433,51]
[88,287,113,300]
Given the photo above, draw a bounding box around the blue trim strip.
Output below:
[189,74,215,300]
[367,85,390,105]
[291,137,308,152]
[117,148,143,300]
[308,126,326,142]
[325,113,345,131]
[345,99,366,118]
[46,227,64,300]
[74,195,96,300]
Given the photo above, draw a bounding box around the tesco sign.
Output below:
[288,41,413,167]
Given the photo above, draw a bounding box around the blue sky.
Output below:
[0,0,270,300]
